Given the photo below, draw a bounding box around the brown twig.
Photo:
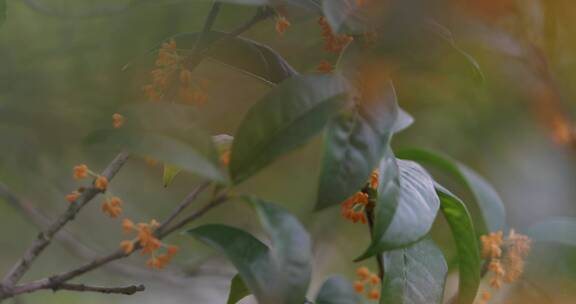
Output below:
[1,151,130,288]
[0,192,229,301]
[13,282,145,296]
[0,182,194,287]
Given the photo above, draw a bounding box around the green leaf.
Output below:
[527,217,576,247]
[188,199,312,303]
[86,130,225,183]
[230,74,349,183]
[248,197,312,303]
[436,186,481,304]
[227,274,251,304]
[315,276,361,304]
[427,21,484,82]
[316,79,398,210]
[162,164,182,188]
[393,108,414,133]
[158,31,297,84]
[83,103,226,183]
[357,157,440,261]
[188,224,275,302]
[380,238,448,304]
[214,0,321,12]
[396,148,506,234]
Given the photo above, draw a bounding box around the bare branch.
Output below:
[157,181,212,235]
[1,151,130,287]
[12,282,144,296]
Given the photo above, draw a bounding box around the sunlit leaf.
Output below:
[188,199,312,303]
[396,148,506,234]
[316,78,399,210]
[527,217,576,247]
[230,74,349,183]
[162,164,181,188]
[380,238,448,304]
[227,274,251,304]
[436,186,481,304]
[357,156,440,261]
[315,276,361,304]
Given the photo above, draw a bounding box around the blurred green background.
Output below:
[1,0,576,303]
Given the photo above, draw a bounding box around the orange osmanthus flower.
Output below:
[94,176,108,191]
[112,113,124,129]
[354,266,381,300]
[73,164,89,179]
[317,60,334,74]
[275,16,291,35]
[318,17,353,54]
[102,197,123,218]
[65,191,81,203]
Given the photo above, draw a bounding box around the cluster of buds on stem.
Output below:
[354,266,381,300]
[341,170,379,224]
[120,219,178,269]
[478,229,531,303]
[142,39,208,105]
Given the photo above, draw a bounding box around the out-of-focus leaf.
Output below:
[427,20,484,82]
[436,186,481,304]
[322,0,371,33]
[527,217,576,247]
[162,164,181,188]
[380,238,448,304]
[315,276,361,304]
[230,74,349,183]
[357,157,440,261]
[84,129,225,183]
[213,0,321,12]
[227,274,251,304]
[396,148,506,234]
[316,78,398,210]
[188,199,312,303]
[392,108,414,133]
[128,31,297,84]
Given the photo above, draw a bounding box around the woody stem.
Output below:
[365,203,385,280]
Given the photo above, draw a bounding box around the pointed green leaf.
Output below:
[230,74,349,183]
[187,224,275,302]
[357,157,440,261]
[436,186,481,304]
[162,164,182,188]
[396,148,506,234]
[188,200,312,304]
[527,217,576,247]
[227,274,251,304]
[380,239,448,304]
[315,276,361,304]
[316,80,398,210]
[248,197,312,304]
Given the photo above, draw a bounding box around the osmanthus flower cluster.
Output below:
[341,170,379,224]
[354,266,381,301]
[316,16,353,73]
[142,39,208,105]
[120,219,179,269]
[478,230,532,303]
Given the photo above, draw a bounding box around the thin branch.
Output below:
[0,183,193,287]
[1,193,229,300]
[13,282,144,296]
[1,151,130,288]
[157,181,211,235]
